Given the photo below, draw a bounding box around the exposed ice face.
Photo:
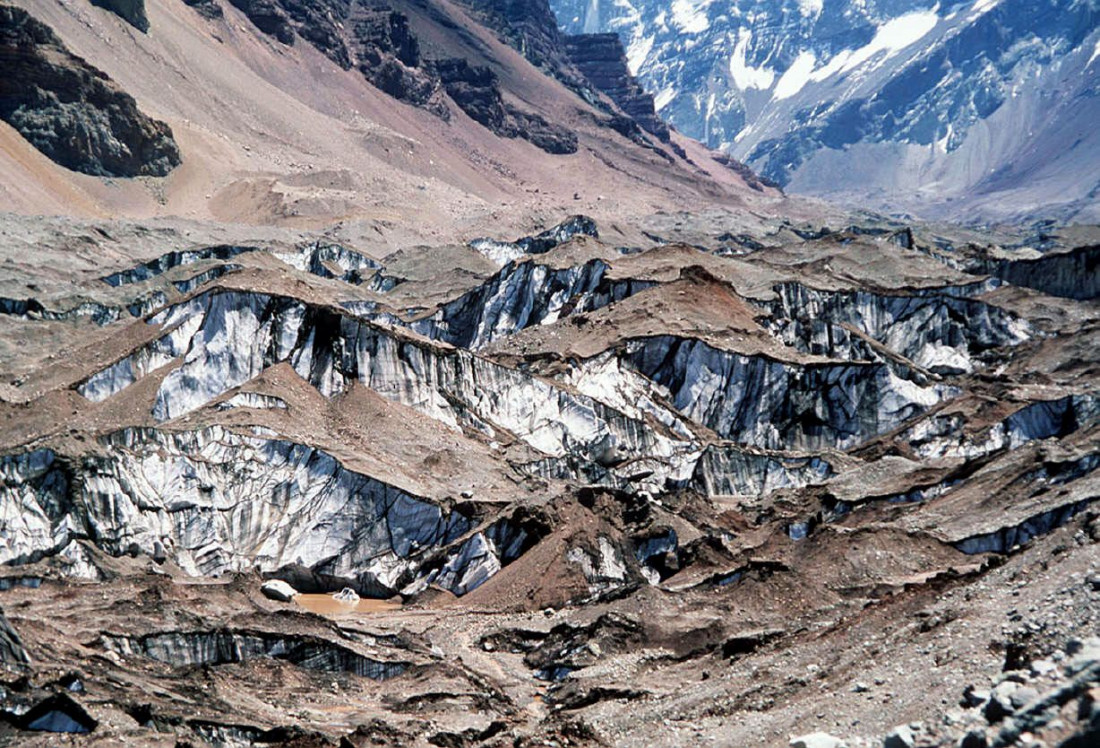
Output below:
[468,216,599,267]
[273,242,382,285]
[0,426,528,597]
[36,227,1094,604]
[102,630,408,680]
[763,281,1029,376]
[408,258,649,350]
[903,395,1099,461]
[79,289,695,484]
[625,335,951,450]
[692,445,832,497]
[567,535,630,594]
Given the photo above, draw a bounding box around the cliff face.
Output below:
[89,0,149,32]
[0,5,179,177]
[564,33,668,142]
[455,0,675,148]
[460,0,571,73]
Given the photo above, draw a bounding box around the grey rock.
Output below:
[1029,659,1058,678]
[1066,637,1100,675]
[790,733,847,748]
[963,686,991,708]
[260,580,299,603]
[959,728,988,748]
[883,725,915,748]
[1010,687,1039,709]
[985,682,1020,723]
[0,608,30,671]
[0,6,180,177]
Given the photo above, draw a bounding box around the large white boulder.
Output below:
[260,580,299,603]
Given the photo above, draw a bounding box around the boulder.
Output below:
[0,608,30,671]
[790,733,847,748]
[883,725,915,748]
[1009,686,1038,709]
[958,728,988,748]
[1067,637,1100,675]
[962,685,990,707]
[260,580,299,602]
[89,0,149,32]
[984,681,1019,722]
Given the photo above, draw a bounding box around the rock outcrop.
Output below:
[181,0,223,20]
[460,0,571,74]
[564,33,668,142]
[0,608,30,672]
[432,58,577,154]
[348,5,449,117]
[89,0,150,32]
[0,6,180,177]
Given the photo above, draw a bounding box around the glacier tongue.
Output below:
[12,221,1093,618]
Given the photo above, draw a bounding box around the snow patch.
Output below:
[670,0,710,35]
[797,0,823,18]
[811,10,940,81]
[583,0,600,34]
[774,51,816,100]
[729,30,775,91]
[654,86,676,111]
[971,0,1000,15]
[1089,38,1100,68]
[626,33,654,74]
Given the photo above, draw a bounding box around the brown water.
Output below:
[294,593,400,616]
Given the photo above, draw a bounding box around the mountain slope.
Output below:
[552,0,1100,222]
[0,0,780,240]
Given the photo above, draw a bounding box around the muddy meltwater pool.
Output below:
[293,594,401,616]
